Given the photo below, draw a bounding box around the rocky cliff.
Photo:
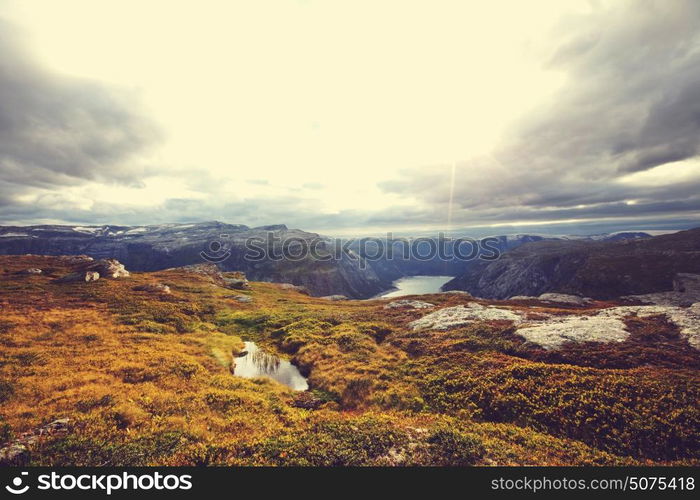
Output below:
[442,227,700,299]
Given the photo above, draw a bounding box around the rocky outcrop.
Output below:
[516,312,630,350]
[223,275,250,290]
[55,258,130,283]
[407,298,700,351]
[0,418,70,466]
[85,259,130,278]
[410,303,522,331]
[384,299,434,310]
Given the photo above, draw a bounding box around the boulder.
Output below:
[86,259,130,279]
[537,293,593,306]
[384,299,434,310]
[40,418,70,435]
[223,278,250,290]
[55,270,100,283]
[0,443,29,466]
[175,263,224,282]
[85,271,100,282]
[279,283,310,295]
[56,258,129,283]
[133,283,171,294]
[18,268,42,275]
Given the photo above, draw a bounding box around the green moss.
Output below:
[241,416,407,466]
[35,431,191,466]
[426,428,486,465]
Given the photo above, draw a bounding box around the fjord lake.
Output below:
[380,275,455,298]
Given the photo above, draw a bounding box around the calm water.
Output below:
[380,275,455,298]
[233,341,308,391]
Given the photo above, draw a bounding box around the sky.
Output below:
[1,0,699,235]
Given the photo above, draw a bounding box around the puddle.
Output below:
[232,341,308,391]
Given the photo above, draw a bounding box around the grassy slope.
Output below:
[0,256,697,466]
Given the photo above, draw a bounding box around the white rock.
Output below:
[409,303,522,331]
[516,303,700,350]
[537,293,593,305]
[517,314,629,350]
[384,300,434,310]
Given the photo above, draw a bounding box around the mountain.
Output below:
[0,222,657,298]
[349,233,584,283]
[0,222,388,298]
[442,227,700,299]
[352,232,653,285]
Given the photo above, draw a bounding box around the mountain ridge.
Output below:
[442,227,700,299]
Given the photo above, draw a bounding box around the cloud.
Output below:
[1,2,699,235]
[0,18,161,194]
[380,0,700,227]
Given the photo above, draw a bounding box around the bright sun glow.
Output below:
[3,0,571,218]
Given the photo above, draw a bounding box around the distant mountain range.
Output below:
[0,222,386,298]
[349,232,654,282]
[0,221,686,299]
[442,227,700,299]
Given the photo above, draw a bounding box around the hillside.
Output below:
[0,255,698,466]
[0,222,387,299]
[443,227,700,299]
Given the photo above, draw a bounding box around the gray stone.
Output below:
[537,293,593,306]
[19,268,43,275]
[133,283,171,294]
[384,300,434,310]
[410,303,522,331]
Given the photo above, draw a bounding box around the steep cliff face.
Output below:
[442,228,700,299]
[0,222,388,298]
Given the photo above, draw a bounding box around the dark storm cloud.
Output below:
[0,19,161,192]
[380,0,700,227]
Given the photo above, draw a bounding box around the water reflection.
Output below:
[233,341,308,391]
[380,275,455,298]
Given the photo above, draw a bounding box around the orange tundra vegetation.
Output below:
[0,255,698,466]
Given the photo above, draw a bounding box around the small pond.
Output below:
[232,341,308,391]
[380,275,455,298]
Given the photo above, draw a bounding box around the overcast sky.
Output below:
[1,0,699,235]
